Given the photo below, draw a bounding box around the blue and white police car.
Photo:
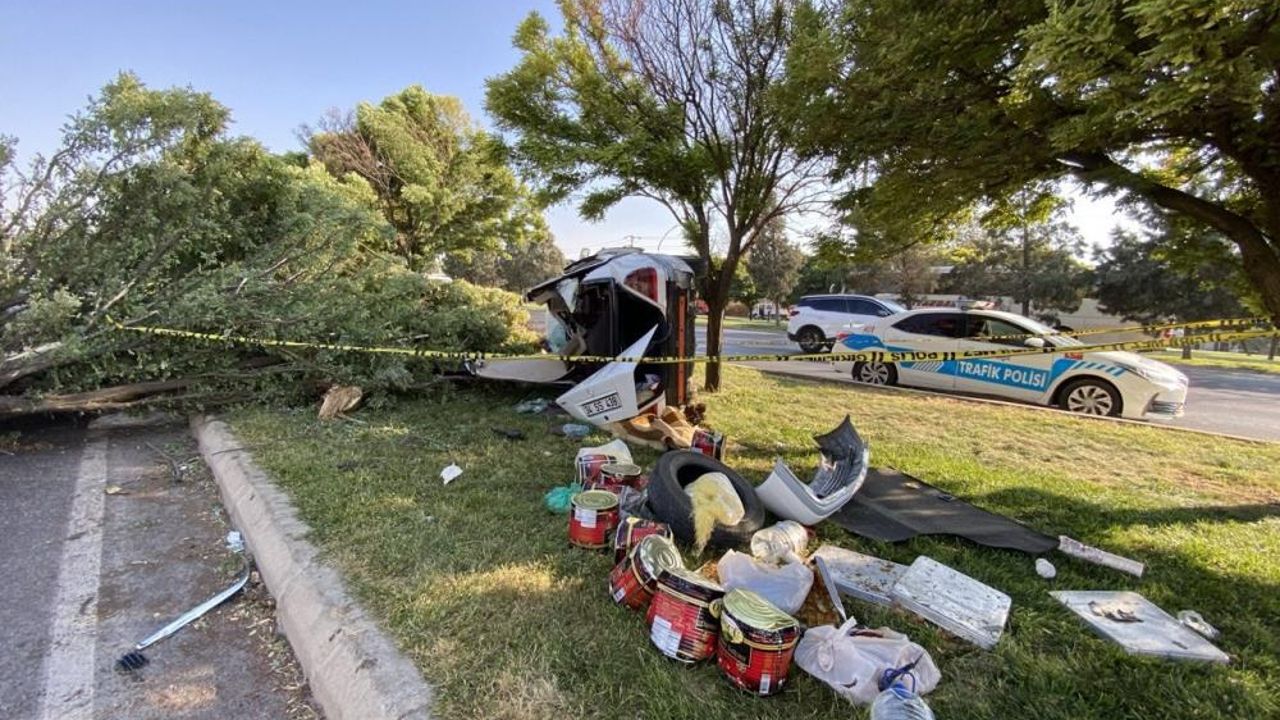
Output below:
[837,307,1189,419]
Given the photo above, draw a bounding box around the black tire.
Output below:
[851,361,898,386]
[646,450,765,550]
[1057,377,1123,417]
[796,326,826,353]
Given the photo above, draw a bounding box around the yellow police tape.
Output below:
[106,316,1278,367]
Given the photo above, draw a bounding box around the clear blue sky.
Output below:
[0,0,1127,258]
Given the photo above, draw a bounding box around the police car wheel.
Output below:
[852,361,897,386]
[1060,378,1122,417]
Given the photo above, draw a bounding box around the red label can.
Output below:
[646,568,725,663]
[716,589,800,696]
[568,490,620,550]
[612,517,672,564]
[607,535,683,610]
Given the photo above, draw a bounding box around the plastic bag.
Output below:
[575,439,633,484]
[716,549,813,615]
[795,618,940,706]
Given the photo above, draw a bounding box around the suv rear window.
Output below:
[848,298,893,317]
[893,313,963,338]
[809,298,846,312]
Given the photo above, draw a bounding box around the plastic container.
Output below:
[869,685,935,720]
[750,521,809,563]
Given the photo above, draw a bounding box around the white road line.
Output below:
[38,434,108,720]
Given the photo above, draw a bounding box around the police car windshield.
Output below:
[1016,316,1083,346]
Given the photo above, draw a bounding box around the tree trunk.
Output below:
[1020,217,1031,317]
[0,378,191,419]
[704,294,727,392]
[1269,335,1278,361]
[774,296,783,326]
[1181,345,1192,360]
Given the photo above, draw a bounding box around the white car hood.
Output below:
[1083,350,1187,383]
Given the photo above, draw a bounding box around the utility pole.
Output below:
[1020,187,1031,317]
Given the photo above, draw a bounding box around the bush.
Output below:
[725,301,750,317]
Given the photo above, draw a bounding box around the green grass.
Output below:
[231,365,1280,720]
[1149,348,1280,375]
[696,315,789,333]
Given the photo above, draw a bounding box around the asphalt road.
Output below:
[697,326,1280,442]
[0,416,313,720]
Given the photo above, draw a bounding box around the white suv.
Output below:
[787,294,905,352]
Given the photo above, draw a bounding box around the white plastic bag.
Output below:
[794,618,941,706]
[716,550,813,615]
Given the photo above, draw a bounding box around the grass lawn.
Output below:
[1149,348,1280,375]
[230,365,1280,720]
[696,315,789,333]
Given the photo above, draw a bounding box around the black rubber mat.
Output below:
[830,468,1058,554]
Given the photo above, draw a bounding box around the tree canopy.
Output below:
[307,86,544,270]
[792,0,1280,323]
[746,214,804,320]
[487,0,831,389]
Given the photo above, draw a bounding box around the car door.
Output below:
[882,312,962,390]
[845,297,895,333]
[952,314,1056,403]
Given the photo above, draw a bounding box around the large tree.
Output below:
[487,0,831,390]
[746,215,804,323]
[793,0,1280,325]
[306,87,542,270]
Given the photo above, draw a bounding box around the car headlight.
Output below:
[1115,361,1182,384]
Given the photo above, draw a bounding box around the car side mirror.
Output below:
[1024,336,1046,348]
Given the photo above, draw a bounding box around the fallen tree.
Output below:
[0,74,536,418]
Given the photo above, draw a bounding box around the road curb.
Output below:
[742,361,1276,445]
[191,415,433,720]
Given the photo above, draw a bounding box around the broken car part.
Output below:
[116,561,252,673]
[1056,535,1145,577]
[813,555,849,623]
[646,450,765,551]
[1052,591,1229,663]
[831,469,1058,554]
[756,416,869,525]
[890,556,1012,650]
[810,545,907,608]
[556,325,659,426]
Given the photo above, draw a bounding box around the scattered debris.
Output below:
[490,427,526,441]
[716,588,800,696]
[440,463,463,485]
[814,556,849,623]
[559,423,591,440]
[145,440,188,483]
[318,385,363,420]
[105,484,128,495]
[832,469,1057,554]
[574,439,633,485]
[225,530,245,553]
[116,561,252,673]
[1052,591,1229,663]
[1035,558,1057,579]
[810,545,907,608]
[795,617,941,706]
[1178,610,1221,640]
[646,450,764,551]
[757,416,868,525]
[750,521,810,564]
[543,483,582,514]
[890,556,1011,650]
[1057,536,1145,577]
[514,397,552,414]
[685,471,745,552]
[717,549,813,615]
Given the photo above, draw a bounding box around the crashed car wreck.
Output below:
[471,248,700,426]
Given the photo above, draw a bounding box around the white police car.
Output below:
[838,307,1189,419]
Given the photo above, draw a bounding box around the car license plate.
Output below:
[581,392,622,418]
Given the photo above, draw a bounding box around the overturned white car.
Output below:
[472,249,700,426]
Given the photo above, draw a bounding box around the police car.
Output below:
[837,307,1189,419]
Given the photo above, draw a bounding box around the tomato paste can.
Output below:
[568,490,620,550]
[646,568,725,663]
[690,429,726,460]
[600,461,642,486]
[607,535,684,610]
[716,588,800,696]
[612,516,673,564]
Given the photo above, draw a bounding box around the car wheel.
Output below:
[852,361,897,386]
[796,326,825,353]
[646,451,765,550]
[1059,378,1122,417]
